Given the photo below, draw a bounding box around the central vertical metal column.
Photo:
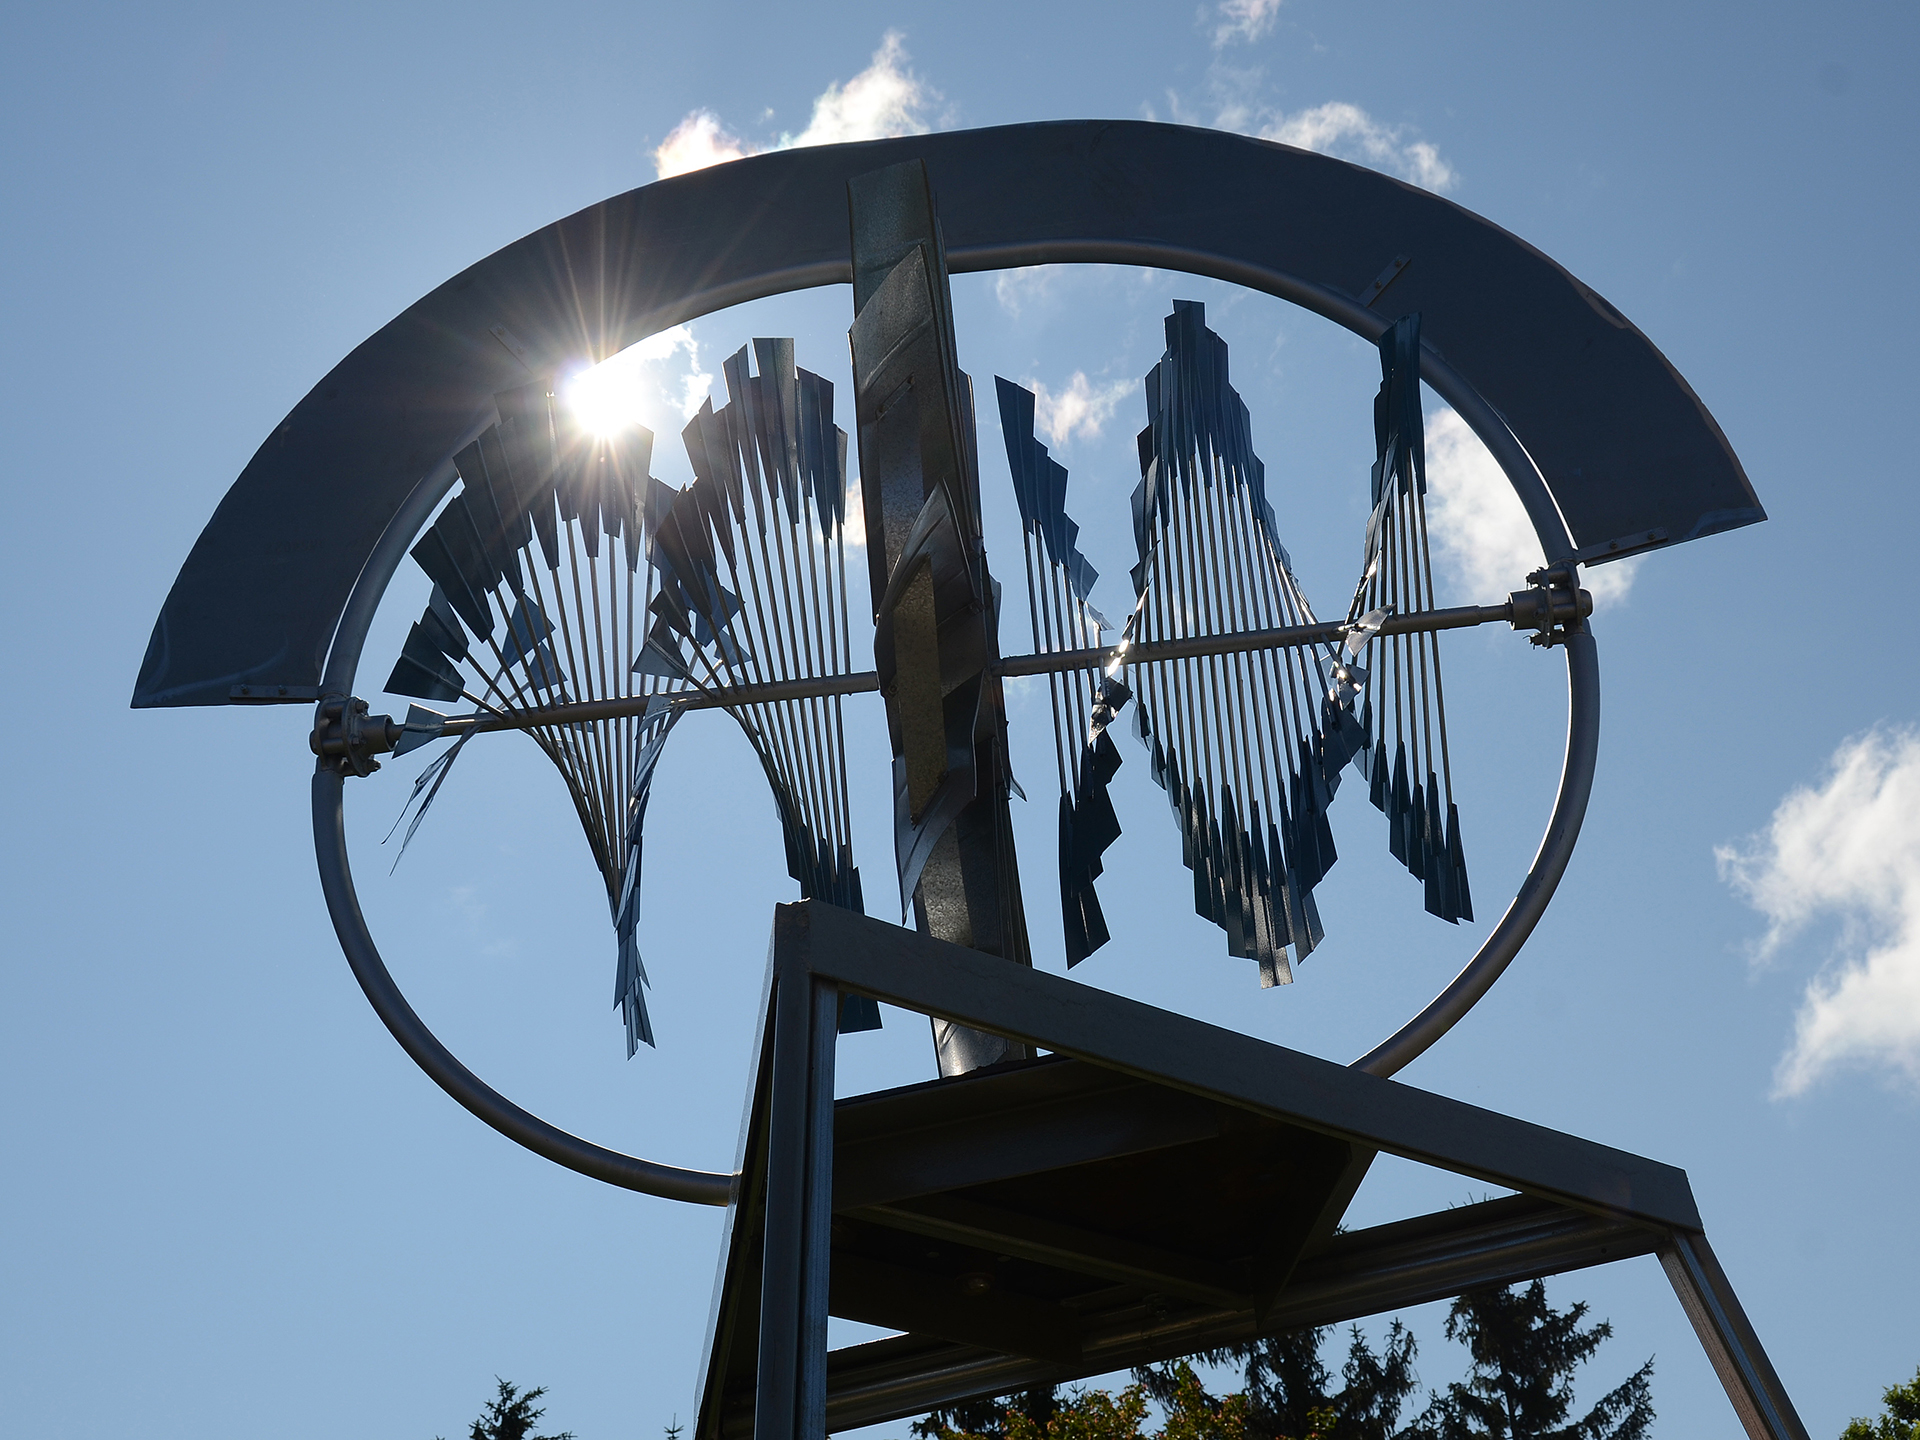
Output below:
[848,160,1033,1076]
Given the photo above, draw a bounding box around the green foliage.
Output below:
[1138,1323,1420,1440]
[1008,1383,1153,1440]
[438,1378,574,1440]
[916,1285,1649,1440]
[1841,1366,1920,1440]
[915,1385,1062,1439]
[1402,1283,1652,1440]
[913,1363,1246,1440]
[1152,1363,1252,1440]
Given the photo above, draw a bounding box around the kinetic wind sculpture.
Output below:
[136,123,1807,1440]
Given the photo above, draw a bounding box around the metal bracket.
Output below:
[309,694,400,777]
[1358,254,1412,309]
[1567,527,1668,566]
[230,682,321,704]
[1510,567,1591,648]
[488,324,535,371]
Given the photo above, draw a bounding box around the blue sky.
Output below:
[3,3,1917,1437]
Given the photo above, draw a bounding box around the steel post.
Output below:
[754,964,838,1440]
[1660,1230,1811,1440]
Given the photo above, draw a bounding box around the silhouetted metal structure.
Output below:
[135,122,1796,1440]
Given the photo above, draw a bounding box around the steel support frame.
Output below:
[752,965,840,1440]
[811,1198,1655,1432]
[720,900,1807,1440]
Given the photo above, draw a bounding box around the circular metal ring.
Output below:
[311,230,1598,1202]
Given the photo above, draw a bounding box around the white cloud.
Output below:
[993,266,1055,317]
[779,32,931,148]
[1195,65,1456,192]
[1717,727,1920,1097]
[840,475,867,553]
[653,111,751,182]
[1256,100,1456,191]
[1214,0,1283,46]
[1029,372,1134,448]
[1423,408,1638,607]
[653,33,934,181]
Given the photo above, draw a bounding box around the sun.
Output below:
[562,326,706,439]
[563,355,647,438]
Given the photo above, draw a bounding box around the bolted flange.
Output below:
[1509,566,1592,648]
[310,694,400,777]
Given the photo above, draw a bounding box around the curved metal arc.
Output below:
[945,240,1576,559]
[310,241,1591,1187]
[312,764,734,1206]
[322,458,461,696]
[1353,628,1598,1077]
[311,455,735,1205]
[674,238,1580,565]
[141,120,1757,712]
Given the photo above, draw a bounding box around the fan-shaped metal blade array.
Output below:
[643,339,877,1030]
[380,340,873,1055]
[1123,301,1363,986]
[1347,314,1473,924]
[994,377,1129,968]
[382,380,687,1051]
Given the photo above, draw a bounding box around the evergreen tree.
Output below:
[1841,1365,1920,1440]
[1403,1282,1651,1440]
[914,1385,1060,1439]
[913,1364,1243,1440]
[1136,1323,1419,1440]
[1334,1322,1423,1440]
[439,1378,575,1440]
[914,1286,1645,1440]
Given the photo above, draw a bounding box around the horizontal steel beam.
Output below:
[833,1071,1231,1211]
[849,1193,1248,1309]
[832,1251,1085,1366]
[790,1195,1663,1436]
[784,901,1703,1231]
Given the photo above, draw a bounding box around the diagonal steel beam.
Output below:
[780,899,1702,1231]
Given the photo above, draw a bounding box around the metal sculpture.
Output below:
[135,122,1801,1440]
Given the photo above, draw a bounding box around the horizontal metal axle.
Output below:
[996,590,1579,678]
[319,580,1589,765]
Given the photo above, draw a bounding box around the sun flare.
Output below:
[564,359,646,438]
[562,325,709,439]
